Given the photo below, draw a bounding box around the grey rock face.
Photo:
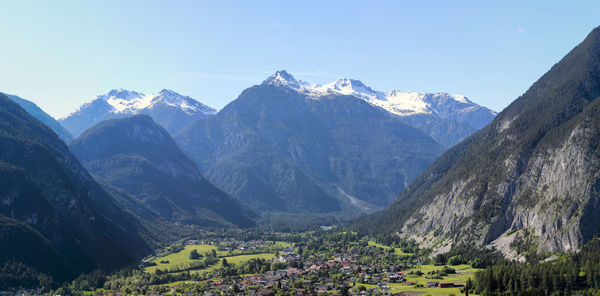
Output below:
[361,26,600,257]
[402,118,600,254]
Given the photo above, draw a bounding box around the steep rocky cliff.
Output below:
[359,26,600,257]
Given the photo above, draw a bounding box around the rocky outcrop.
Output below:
[359,26,600,257]
[402,111,600,255]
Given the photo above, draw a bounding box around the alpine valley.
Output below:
[3,22,600,296]
[0,68,495,289]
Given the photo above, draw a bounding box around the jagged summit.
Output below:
[262,70,315,92]
[159,88,176,94]
[263,70,297,85]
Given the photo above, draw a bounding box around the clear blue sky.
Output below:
[1,1,599,118]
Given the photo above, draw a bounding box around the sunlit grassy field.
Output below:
[145,244,218,273]
[191,253,276,275]
[360,283,462,295]
[367,240,412,256]
[406,264,478,285]
[357,264,479,295]
[145,243,285,275]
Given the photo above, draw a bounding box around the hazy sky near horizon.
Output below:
[1,1,599,118]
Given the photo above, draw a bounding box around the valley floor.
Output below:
[64,230,479,296]
[13,228,600,295]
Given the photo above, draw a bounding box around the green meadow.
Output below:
[145,243,287,275]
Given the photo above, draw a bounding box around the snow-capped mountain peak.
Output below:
[60,89,217,137]
[262,70,495,120]
[152,89,217,115]
[80,88,217,116]
[154,89,187,106]
[158,88,178,97]
[264,70,296,84]
[103,90,150,113]
[263,70,317,93]
[263,70,300,88]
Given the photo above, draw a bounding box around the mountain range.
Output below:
[59,89,216,137]
[0,66,498,283]
[69,115,254,228]
[2,22,600,295]
[266,70,496,147]
[173,73,447,215]
[357,26,600,259]
[55,72,494,218]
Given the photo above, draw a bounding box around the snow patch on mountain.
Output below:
[374,91,430,116]
[263,71,317,93]
[64,89,216,119]
[314,78,381,101]
[151,89,216,115]
[103,89,148,113]
[262,70,496,118]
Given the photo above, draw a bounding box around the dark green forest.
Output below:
[472,238,600,295]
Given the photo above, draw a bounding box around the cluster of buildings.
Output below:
[184,250,417,295]
[426,281,464,288]
[99,240,467,296]
[0,288,42,296]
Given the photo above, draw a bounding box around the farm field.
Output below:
[360,283,463,295]
[360,264,479,295]
[367,240,412,256]
[145,243,284,275]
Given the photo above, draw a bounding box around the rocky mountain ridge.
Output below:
[263,70,496,147]
[356,26,600,258]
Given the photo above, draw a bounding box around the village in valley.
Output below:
[75,230,479,296]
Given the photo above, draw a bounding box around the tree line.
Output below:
[472,238,600,295]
